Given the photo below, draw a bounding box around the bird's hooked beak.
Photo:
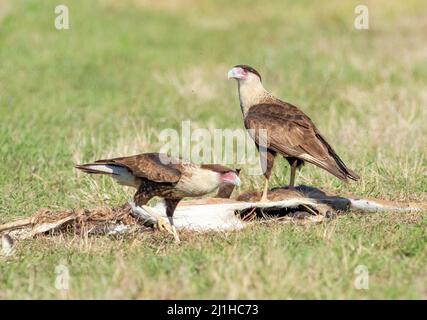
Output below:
[221,171,241,186]
[227,67,246,80]
[234,175,241,186]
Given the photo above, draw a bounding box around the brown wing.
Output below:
[200,164,235,173]
[95,153,182,183]
[245,103,358,181]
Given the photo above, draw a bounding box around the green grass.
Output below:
[0,0,426,299]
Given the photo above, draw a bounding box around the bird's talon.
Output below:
[156,217,174,234]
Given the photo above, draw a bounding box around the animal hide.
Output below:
[0,186,425,252]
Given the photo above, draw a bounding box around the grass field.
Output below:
[0,0,426,299]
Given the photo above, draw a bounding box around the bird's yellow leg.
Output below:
[171,226,181,243]
[140,205,174,235]
[260,178,269,202]
[167,216,181,243]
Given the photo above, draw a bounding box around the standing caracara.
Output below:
[76,153,240,242]
[228,65,358,201]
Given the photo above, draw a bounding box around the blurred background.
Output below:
[1,0,426,213]
[0,0,427,215]
[0,0,426,299]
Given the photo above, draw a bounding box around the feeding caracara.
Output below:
[76,153,240,242]
[228,65,358,201]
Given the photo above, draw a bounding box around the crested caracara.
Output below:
[228,65,358,201]
[76,153,240,242]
